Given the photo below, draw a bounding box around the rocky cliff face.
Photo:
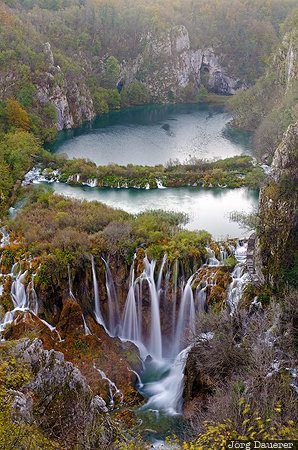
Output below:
[38,43,95,130]
[120,26,244,101]
[256,122,298,287]
[1,27,243,133]
[274,31,298,90]
[3,338,124,447]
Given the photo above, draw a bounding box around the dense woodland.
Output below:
[0,0,297,136]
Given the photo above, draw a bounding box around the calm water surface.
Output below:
[48,103,252,166]
[44,183,258,240]
[45,103,256,239]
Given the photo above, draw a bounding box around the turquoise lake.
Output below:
[45,103,257,239]
[47,103,252,166]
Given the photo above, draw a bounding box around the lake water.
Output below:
[48,103,252,166]
[45,103,257,239]
[44,183,258,240]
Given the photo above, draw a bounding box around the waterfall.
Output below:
[157,254,167,301]
[91,256,105,326]
[205,246,220,266]
[175,274,196,355]
[143,257,163,360]
[137,279,143,342]
[67,264,76,302]
[26,275,38,315]
[171,260,178,344]
[82,314,92,335]
[38,317,62,341]
[0,226,10,247]
[127,367,144,388]
[195,285,207,311]
[227,242,249,314]
[140,346,191,415]
[121,282,140,342]
[94,364,123,406]
[0,261,61,338]
[11,270,28,310]
[120,255,163,359]
[102,257,120,335]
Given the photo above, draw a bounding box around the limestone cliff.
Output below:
[273,30,298,90]
[120,25,244,101]
[38,43,95,130]
[0,27,243,133]
[1,338,124,447]
[256,122,298,287]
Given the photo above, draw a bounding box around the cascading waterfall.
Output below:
[100,242,245,362]
[102,257,120,335]
[94,241,250,415]
[120,255,164,359]
[93,364,123,406]
[143,256,163,360]
[121,277,140,342]
[174,274,196,355]
[139,345,192,415]
[227,241,249,314]
[0,226,10,248]
[0,234,250,418]
[11,270,28,310]
[171,259,178,344]
[26,275,38,315]
[91,255,105,326]
[68,264,76,302]
[0,262,51,335]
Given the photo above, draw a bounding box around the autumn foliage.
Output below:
[6,98,30,131]
[0,5,15,32]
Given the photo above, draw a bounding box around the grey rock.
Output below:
[120,26,243,101]
[271,122,298,183]
[9,390,33,423]
[91,395,109,413]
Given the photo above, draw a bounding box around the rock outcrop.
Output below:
[37,43,95,130]
[120,26,244,101]
[3,301,143,408]
[274,31,298,90]
[0,28,244,133]
[256,122,298,287]
[3,338,124,447]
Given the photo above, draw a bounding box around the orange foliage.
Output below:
[0,6,15,32]
[6,98,30,131]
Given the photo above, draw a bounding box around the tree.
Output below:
[6,98,30,131]
[1,130,41,181]
[101,56,120,89]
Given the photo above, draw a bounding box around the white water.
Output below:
[91,255,105,326]
[102,257,120,335]
[140,346,191,415]
[121,282,140,342]
[0,260,55,338]
[227,242,249,314]
[96,241,251,417]
[174,275,196,355]
[94,364,123,406]
[144,257,163,360]
[0,229,250,418]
